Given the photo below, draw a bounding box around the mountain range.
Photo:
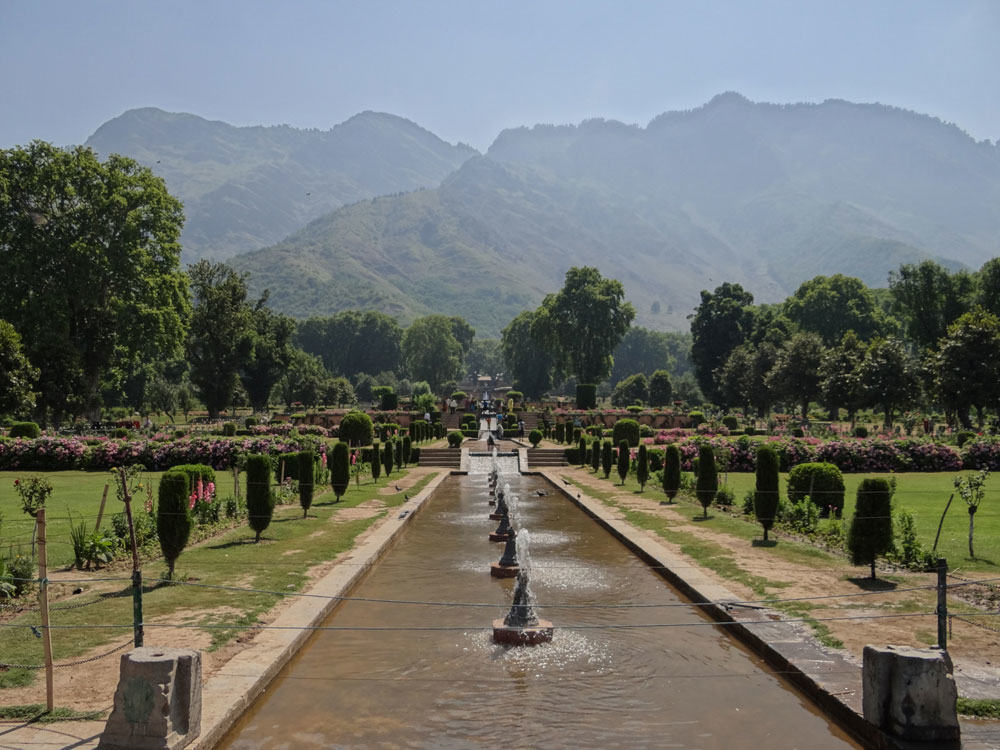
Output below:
[86,95,1000,336]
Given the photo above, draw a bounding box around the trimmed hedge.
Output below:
[529,429,542,447]
[8,422,40,439]
[158,470,192,578]
[447,430,464,448]
[787,462,845,517]
[339,411,374,446]
[576,383,597,409]
[246,453,275,541]
[612,418,640,448]
[848,477,894,579]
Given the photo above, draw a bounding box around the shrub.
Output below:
[157,470,192,578]
[576,383,597,409]
[507,390,523,402]
[612,418,640,448]
[787,462,845,517]
[722,415,739,431]
[528,429,542,447]
[8,422,40,439]
[662,444,681,503]
[648,370,672,407]
[330,442,350,502]
[370,441,381,483]
[112,427,131,439]
[626,405,643,413]
[847,478,894,579]
[298,449,314,517]
[222,422,237,437]
[688,411,705,427]
[3,554,35,597]
[564,447,580,464]
[447,430,464,448]
[554,422,566,444]
[853,425,869,438]
[451,390,467,401]
[956,431,976,448]
[246,454,275,542]
[402,435,411,467]
[617,440,630,484]
[754,445,780,541]
[339,411,374,446]
[636,444,649,490]
[601,440,613,479]
[382,439,394,477]
[245,417,258,428]
[715,486,734,507]
[695,444,717,518]
[578,436,588,466]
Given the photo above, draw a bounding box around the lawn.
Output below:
[0,465,435,690]
[569,463,1000,575]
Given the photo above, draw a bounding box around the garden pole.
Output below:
[932,493,953,554]
[37,509,54,712]
[94,483,109,533]
[116,468,144,647]
[936,558,948,651]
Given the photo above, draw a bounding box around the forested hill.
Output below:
[85,108,477,262]
[230,93,1000,337]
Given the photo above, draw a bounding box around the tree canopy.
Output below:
[501,310,555,399]
[533,266,635,384]
[0,141,189,423]
[401,315,463,392]
[690,282,754,404]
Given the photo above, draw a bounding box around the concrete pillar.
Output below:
[98,647,202,750]
[862,644,959,743]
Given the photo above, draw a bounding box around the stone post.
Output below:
[98,647,202,750]
[862,644,959,743]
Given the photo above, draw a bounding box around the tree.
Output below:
[890,261,973,351]
[449,316,475,355]
[601,440,613,479]
[785,274,890,345]
[819,331,866,422]
[298,449,314,518]
[501,310,556,399]
[465,338,503,379]
[661,444,681,504]
[0,141,189,424]
[636,444,649,491]
[933,309,1000,429]
[245,454,275,542]
[533,267,635,385]
[611,373,649,407]
[0,319,37,416]
[858,338,920,427]
[157,470,192,577]
[695,444,717,518]
[330,442,350,502]
[954,469,988,559]
[616,440,630,485]
[690,283,754,404]
[339,411,373,447]
[296,311,402,379]
[716,344,754,414]
[277,349,329,409]
[766,332,825,419]
[848,478,894,579]
[975,258,1000,319]
[402,315,463,392]
[610,327,675,385]
[648,370,673,407]
[382,439,394,478]
[240,306,295,413]
[754,445,779,541]
[187,261,256,419]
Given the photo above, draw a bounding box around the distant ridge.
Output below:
[85,107,477,262]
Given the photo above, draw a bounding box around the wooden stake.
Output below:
[233,465,240,500]
[94,483,110,532]
[37,508,54,712]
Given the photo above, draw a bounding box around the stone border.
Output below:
[190,469,451,749]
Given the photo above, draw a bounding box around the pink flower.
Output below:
[188,492,197,510]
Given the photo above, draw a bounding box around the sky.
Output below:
[2,0,998,152]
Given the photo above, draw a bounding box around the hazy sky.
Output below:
[2,0,998,151]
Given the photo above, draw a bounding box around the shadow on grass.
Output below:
[751,539,778,548]
[847,576,898,591]
[206,537,260,551]
[693,515,714,522]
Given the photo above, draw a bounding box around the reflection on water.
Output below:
[220,473,858,749]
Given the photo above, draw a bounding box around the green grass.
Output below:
[569,466,1000,574]
[0,704,106,722]
[956,698,1000,719]
[0,466,431,689]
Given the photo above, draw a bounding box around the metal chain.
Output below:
[951,614,1000,634]
[948,571,1000,592]
[0,639,131,670]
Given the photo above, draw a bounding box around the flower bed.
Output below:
[0,435,320,471]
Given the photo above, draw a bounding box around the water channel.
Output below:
[221,463,858,748]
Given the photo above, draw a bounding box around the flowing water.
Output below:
[220,471,858,748]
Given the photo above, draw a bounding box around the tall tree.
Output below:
[933,308,1000,429]
[819,331,867,422]
[690,282,754,404]
[187,261,256,418]
[533,267,635,384]
[858,338,920,427]
[465,338,503,379]
[975,258,1000,319]
[0,141,189,424]
[402,315,463,392]
[501,310,555,399]
[240,304,296,413]
[766,332,826,419]
[889,261,974,350]
[648,370,673,407]
[610,326,675,385]
[0,319,38,416]
[785,274,890,345]
[297,310,402,378]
